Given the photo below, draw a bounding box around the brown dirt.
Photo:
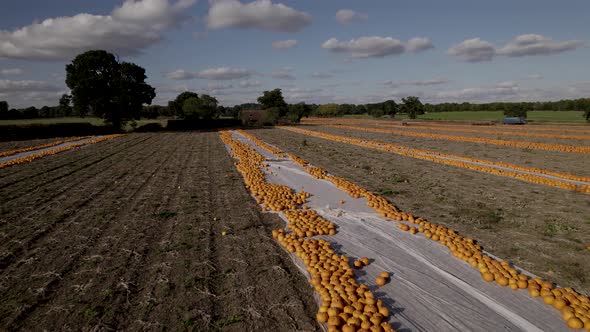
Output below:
[303,125,590,178]
[0,137,68,153]
[0,132,319,332]
[250,128,590,296]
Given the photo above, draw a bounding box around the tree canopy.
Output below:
[504,104,527,118]
[168,91,199,118]
[257,89,287,115]
[402,96,424,119]
[65,50,155,129]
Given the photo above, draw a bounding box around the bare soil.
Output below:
[0,132,319,332]
[305,125,590,178]
[250,128,590,295]
[0,137,68,153]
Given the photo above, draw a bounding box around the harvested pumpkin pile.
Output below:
[222,129,589,331]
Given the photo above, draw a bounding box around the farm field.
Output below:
[0,117,169,131]
[0,132,319,331]
[248,126,590,297]
[0,137,69,153]
[357,111,588,123]
[295,124,590,178]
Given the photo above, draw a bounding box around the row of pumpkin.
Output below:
[327,124,590,155]
[0,136,94,158]
[221,130,398,332]
[237,129,590,331]
[0,135,125,170]
[303,118,590,134]
[279,126,590,193]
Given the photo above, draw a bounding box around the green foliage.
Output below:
[58,94,73,117]
[402,96,424,119]
[169,91,199,118]
[368,107,385,118]
[504,104,527,118]
[585,110,590,122]
[0,101,8,113]
[65,50,155,129]
[262,107,280,125]
[287,102,312,122]
[315,103,341,117]
[258,89,287,116]
[181,95,218,120]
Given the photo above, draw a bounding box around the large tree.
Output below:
[258,89,287,116]
[402,96,424,119]
[65,50,155,129]
[58,94,73,116]
[287,102,312,122]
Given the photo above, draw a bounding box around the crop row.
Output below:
[369,123,590,140]
[241,129,590,331]
[304,118,590,134]
[220,130,397,332]
[0,135,126,170]
[0,136,94,158]
[328,124,590,154]
[280,126,590,193]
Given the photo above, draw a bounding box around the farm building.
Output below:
[239,109,265,126]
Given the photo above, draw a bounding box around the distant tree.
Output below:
[181,95,218,120]
[0,101,8,114]
[168,91,199,118]
[58,94,73,116]
[258,89,287,116]
[367,107,385,118]
[315,104,341,117]
[504,104,527,118]
[382,100,399,117]
[66,50,155,129]
[287,102,312,122]
[402,96,424,119]
[584,109,590,122]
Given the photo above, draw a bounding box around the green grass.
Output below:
[343,111,588,123]
[0,117,169,131]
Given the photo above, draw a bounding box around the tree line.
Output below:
[1,49,589,125]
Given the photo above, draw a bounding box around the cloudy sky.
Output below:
[1,0,589,108]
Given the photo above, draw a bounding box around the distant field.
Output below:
[0,117,169,130]
[344,111,587,123]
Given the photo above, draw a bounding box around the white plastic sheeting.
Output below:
[228,131,572,332]
[0,136,101,164]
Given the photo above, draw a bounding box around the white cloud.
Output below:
[497,34,585,57]
[449,34,586,62]
[272,39,297,49]
[335,9,368,25]
[239,80,262,87]
[406,37,434,53]
[165,69,196,80]
[526,73,544,80]
[0,68,24,76]
[207,82,233,90]
[447,38,496,62]
[165,67,253,80]
[311,72,334,79]
[434,82,520,101]
[196,67,252,80]
[0,79,61,92]
[0,0,197,61]
[206,0,312,32]
[322,36,405,58]
[271,72,295,80]
[383,78,449,87]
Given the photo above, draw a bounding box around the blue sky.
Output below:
[1,0,589,108]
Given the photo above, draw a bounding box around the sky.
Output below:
[1,0,589,108]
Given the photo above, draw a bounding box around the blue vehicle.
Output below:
[503,117,526,125]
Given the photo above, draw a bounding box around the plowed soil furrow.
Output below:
[0,132,320,332]
[0,135,179,328]
[0,135,167,269]
[0,134,151,192]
